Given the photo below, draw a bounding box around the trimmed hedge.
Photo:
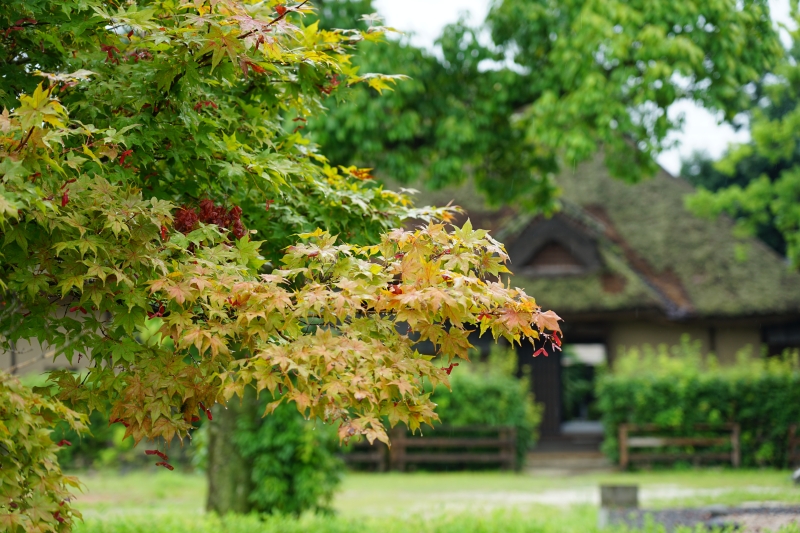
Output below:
[597,336,800,467]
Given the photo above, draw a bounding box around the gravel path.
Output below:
[608,505,800,532]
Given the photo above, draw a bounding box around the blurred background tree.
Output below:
[310,0,783,212]
[685,23,800,267]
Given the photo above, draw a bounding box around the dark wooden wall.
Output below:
[518,343,562,438]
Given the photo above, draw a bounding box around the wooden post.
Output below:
[731,423,741,468]
[389,426,406,472]
[789,424,798,468]
[377,442,388,472]
[619,424,629,469]
[500,427,517,471]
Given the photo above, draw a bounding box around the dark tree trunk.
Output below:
[206,391,258,514]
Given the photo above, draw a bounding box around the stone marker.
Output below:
[793,468,800,486]
[598,485,638,529]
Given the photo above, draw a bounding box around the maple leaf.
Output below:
[438,328,473,360]
[164,282,194,305]
[0,108,13,132]
[198,27,244,72]
[497,306,536,338]
[389,379,415,397]
[534,310,562,334]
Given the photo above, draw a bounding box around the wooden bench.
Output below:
[339,440,388,472]
[388,425,517,472]
[619,423,740,469]
[789,424,800,467]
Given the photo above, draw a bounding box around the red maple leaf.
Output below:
[119,149,133,165]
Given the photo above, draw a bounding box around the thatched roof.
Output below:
[398,156,800,321]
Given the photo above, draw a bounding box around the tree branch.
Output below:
[14,127,34,153]
[237,0,310,41]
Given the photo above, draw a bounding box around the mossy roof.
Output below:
[394,156,800,319]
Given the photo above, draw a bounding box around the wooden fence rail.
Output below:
[789,424,800,468]
[340,426,517,472]
[619,423,740,469]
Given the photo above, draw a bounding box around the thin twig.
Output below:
[237,0,310,41]
[14,127,34,153]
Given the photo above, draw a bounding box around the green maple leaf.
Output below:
[198,27,243,72]
[111,337,140,365]
[112,306,146,336]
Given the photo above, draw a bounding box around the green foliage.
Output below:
[0,0,559,449]
[0,1,563,527]
[312,27,559,211]
[48,410,118,470]
[562,349,604,422]
[312,0,376,31]
[18,373,120,470]
[487,0,781,183]
[686,17,800,267]
[233,396,343,515]
[597,336,800,466]
[312,0,782,209]
[0,372,87,532]
[431,347,543,467]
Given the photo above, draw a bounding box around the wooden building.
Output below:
[418,156,800,445]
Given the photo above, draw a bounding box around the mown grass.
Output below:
[334,469,800,514]
[73,468,800,516]
[70,468,800,532]
[73,508,800,533]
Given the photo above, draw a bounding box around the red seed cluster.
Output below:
[110,418,130,428]
[198,401,213,421]
[444,363,459,375]
[145,449,168,461]
[174,199,246,239]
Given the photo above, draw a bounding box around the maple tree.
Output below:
[0,0,560,527]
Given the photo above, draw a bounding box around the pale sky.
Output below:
[373,0,793,176]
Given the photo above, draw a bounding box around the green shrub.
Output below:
[430,346,543,467]
[597,336,800,467]
[232,395,344,515]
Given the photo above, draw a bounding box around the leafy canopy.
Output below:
[0,3,561,526]
[312,0,782,210]
[686,14,800,267]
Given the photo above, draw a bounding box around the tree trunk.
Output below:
[206,391,258,514]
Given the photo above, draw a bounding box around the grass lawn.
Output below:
[70,468,800,532]
[73,467,800,518]
[334,469,800,515]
